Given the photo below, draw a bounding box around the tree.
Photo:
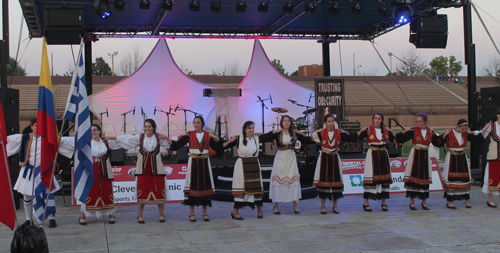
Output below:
[396,48,428,76]
[481,55,500,77]
[271,59,289,76]
[212,60,243,76]
[92,57,112,76]
[4,57,27,76]
[290,70,298,76]
[179,63,194,75]
[118,45,144,76]
[428,55,463,75]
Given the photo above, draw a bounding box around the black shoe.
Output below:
[137,217,145,224]
[257,212,263,219]
[320,207,327,214]
[78,217,87,225]
[293,206,300,214]
[446,203,457,209]
[49,219,57,228]
[203,215,210,222]
[363,204,372,212]
[421,204,430,210]
[381,204,389,211]
[465,204,472,209]
[487,201,497,208]
[189,215,196,222]
[273,206,281,215]
[23,220,31,226]
[409,204,417,211]
[332,207,340,214]
[159,215,165,223]
[231,212,244,220]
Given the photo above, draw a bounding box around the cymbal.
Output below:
[271,107,288,113]
[266,123,278,126]
[303,108,317,114]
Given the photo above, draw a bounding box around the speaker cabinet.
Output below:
[0,88,19,116]
[410,14,448,49]
[45,7,84,27]
[45,28,83,45]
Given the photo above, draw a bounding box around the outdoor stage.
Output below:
[0,183,498,252]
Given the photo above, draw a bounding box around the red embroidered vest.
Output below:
[445,130,467,148]
[367,125,389,144]
[321,129,341,149]
[189,131,210,150]
[412,127,431,146]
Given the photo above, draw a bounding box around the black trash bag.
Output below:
[10,223,49,253]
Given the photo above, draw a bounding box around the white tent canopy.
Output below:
[88,39,314,138]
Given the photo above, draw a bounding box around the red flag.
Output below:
[0,102,16,230]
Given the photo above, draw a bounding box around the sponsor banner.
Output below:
[341,157,443,195]
[73,164,188,206]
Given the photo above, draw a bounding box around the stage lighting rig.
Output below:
[162,0,173,10]
[94,0,111,19]
[211,0,221,12]
[258,1,269,12]
[393,5,413,25]
[283,1,294,13]
[139,0,150,9]
[329,1,340,15]
[351,0,361,15]
[304,1,315,14]
[377,1,387,16]
[114,0,124,11]
[190,0,201,11]
[236,1,247,12]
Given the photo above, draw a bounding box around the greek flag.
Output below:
[63,42,93,203]
[33,166,56,222]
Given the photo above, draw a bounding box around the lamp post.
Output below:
[388,52,393,74]
[108,51,118,76]
[354,65,362,76]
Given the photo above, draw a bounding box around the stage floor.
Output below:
[1,184,499,252]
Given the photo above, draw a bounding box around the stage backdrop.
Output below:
[315,77,345,127]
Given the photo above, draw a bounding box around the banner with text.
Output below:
[315,77,344,127]
[341,157,444,195]
[72,164,187,206]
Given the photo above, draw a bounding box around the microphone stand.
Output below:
[121,106,135,135]
[155,106,175,138]
[257,96,271,134]
[98,108,108,129]
[179,108,202,132]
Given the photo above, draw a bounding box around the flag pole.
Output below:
[0,125,19,230]
[31,134,38,226]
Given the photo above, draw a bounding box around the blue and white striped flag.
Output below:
[33,166,56,222]
[63,42,93,203]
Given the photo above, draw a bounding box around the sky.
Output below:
[2,0,500,77]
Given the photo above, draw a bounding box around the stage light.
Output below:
[329,1,340,15]
[211,0,221,12]
[94,0,111,19]
[189,0,201,11]
[304,1,315,14]
[139,0,150,9]
[351,1,361,14]
[114,0,124,11]
[394,5,413,24]
[258,1,269,12]
[283,1,294,13]
[377,2,387,16]
[162,0,173,10]
[236,1,247,12]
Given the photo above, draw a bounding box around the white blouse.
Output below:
[6,134,42,167]
[116,134,170,152]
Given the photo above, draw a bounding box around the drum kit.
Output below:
[269,106,319,135]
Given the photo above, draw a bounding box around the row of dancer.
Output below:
[7,111,500,226]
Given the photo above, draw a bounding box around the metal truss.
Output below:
[19,0,42,37]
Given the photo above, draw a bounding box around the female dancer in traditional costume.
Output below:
[434,119,484,208]
[223,121,275,220]
[478,108,500,208]
[396,113,439,210]
[165,116,222,222]
[356,112,396,211]
[60,124,121,224]
[106,119,170,223]
[312,114,357,214]
[269,115,312,214]
[6,119,60,228]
